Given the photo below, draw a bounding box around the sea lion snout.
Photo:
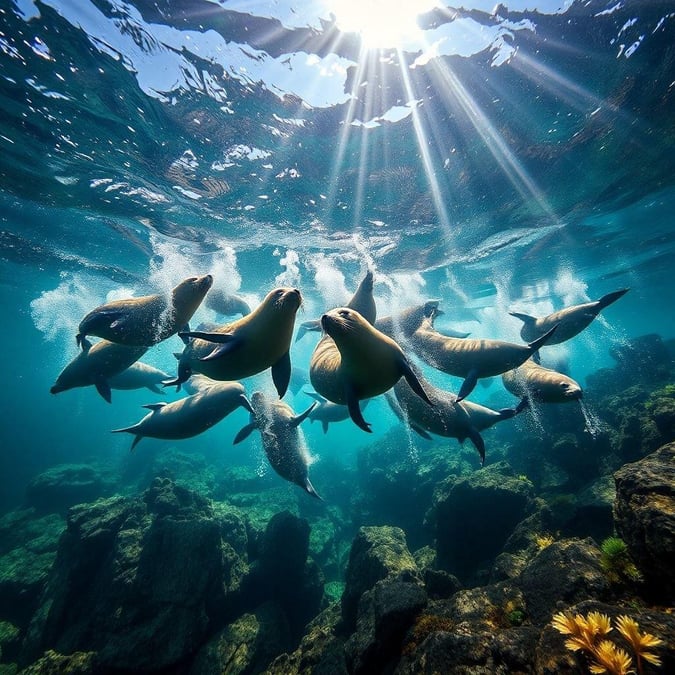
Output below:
[200,274,213,289]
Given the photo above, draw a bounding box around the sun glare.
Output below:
[329,0,437,49]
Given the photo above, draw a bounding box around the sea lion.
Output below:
[205,288,251,317]
[76,274,213,348]
[108,361,171,394]
[295,269,376,342]
[502,358,583,403]
[304,391,371,434]
[234,391,320,499]
[377,301,451,340]
[166,287,302,397]
[410,311,558,402]
[309,307,432,432]
[387,370,528,465]
[509,288,629,349]
[50,338,148,403]
[112,381,252,450]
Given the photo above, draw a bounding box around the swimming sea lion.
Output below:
[378,302,471,340]
[108,361,171,394]
[112,381,252,450]
[205,288,251,317]
[166,287,302,397]
[387,371,527,465]
[50,338,148,403]
[410,311,558,402]
[309,307,432,432]
[234,391,320,499]
[295,269,376,342]
[76,274,213,348]
[304,391,371,434]
[509,288,629,348]
[502,358,583,403]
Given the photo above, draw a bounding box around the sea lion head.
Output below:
[172,274,213,309]
[557,379,583,401]
[321,307,368,342]
[260,287,302,315]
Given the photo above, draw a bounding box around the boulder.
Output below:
[517,538,609,625]
[614,443,675,601]
[21,478,249,671]
[24,464,114,515]
[340,526,419,632]
[432,463,535,584]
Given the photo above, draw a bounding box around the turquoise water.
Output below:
[1,1,674,672]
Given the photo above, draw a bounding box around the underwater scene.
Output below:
[1,0,675,673]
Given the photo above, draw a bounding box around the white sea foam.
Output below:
[306,253,350,310]
[274,249,301,287]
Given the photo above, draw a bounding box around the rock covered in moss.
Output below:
[431,462,535,584]
[21,478,249,672]
[614,443,675,601]
[341,526,419,632]
[191,602,290,675]
[517,538,609,625]
[24,464,115,515]
[16,650,96,674]
[0,510,65,627]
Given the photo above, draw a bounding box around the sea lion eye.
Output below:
[186,277,198,283]
[339,309,349,317]
[275,289,283,296]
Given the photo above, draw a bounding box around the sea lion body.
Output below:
[389,370,526,465]
[50,339,148,403]
[410,314,557,401]
[76,274,213,347]
[509,288,628,345]
[108,361,171,394]
[502,358,582,403]
[112,381,252,450]
[310,307,432,432]
[234,391,320,498]
[205,288,251,317]
[170,287,302,396]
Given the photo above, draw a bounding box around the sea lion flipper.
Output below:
[147,384,163,394]
[94,377,112,403]
[130,435,142,452]
[527,324,558,352]
[295,319,321,342]
[240,394,254,414]
[467,427,486,466]
[384,391,404,422]
[179,330,235,343]
[290,402,317,428]
[399,358,433,406]
[201,338,242,362]
[321,421,329,434]
[531,350,541,365]
[509,311,536,325]
[304,477,323,500]
[515,396,529,414]
[142,403,166,411]
[411,423,433,440]
[233,422,257,445]
[304,390,326,403]
[345,384,372,433]
[271,351,291,398]
[456,369,479,402]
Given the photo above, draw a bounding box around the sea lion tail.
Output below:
[497,396,529,420]
[467,427,486,467]
[597,288,629,310]
[295,319,321,342]
[527,323,558,352]
[111,426,144,449]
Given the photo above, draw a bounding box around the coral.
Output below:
[600,537,642,585]
[402,613,455,656]
[534,533,555,551]
[551,611,664,675]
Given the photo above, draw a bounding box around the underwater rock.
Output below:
[432,462,535,584]
[245,511,324,642]
[558,474,615,542]
[24,464,114,515]
[0,510,65,628]
[341,526,420,632]
[190,602,291,675]
[535,599,675,674]
[16,649,96,674]
[517,538,609,625]
[264,603,348,675]
[0,620,20,664]
[614,442,675,601]
[344,578,427,675]
[21,478,249,671]
[608,333,673,383]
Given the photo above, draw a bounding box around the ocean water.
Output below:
[1,0,674,672]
